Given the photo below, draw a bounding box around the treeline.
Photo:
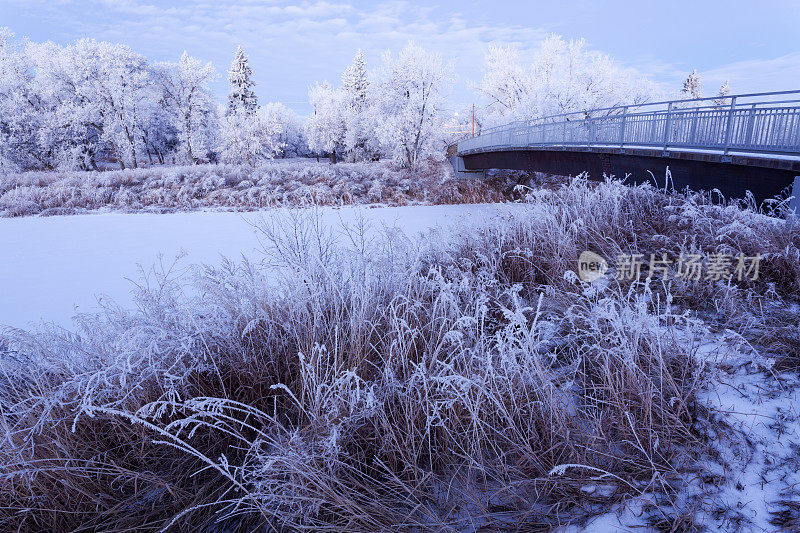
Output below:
[1,29,723,175]
[0,29,453,173]
[0,30,309,173]
[305,45,450,169]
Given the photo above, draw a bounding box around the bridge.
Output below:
[450,90,800,207]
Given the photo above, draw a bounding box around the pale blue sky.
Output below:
[3,0,799,115]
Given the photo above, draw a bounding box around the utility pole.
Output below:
[314,108,319,162]
[471,104,475,138]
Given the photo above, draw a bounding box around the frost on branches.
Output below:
[0,30,215,172]
[220,46,288,166]
[479,34,657,127]
[220,107,284,166]
[305,50,379,165]
[305,81,347,164]
[227,46,258,117]
[713,80,731,107]
[2,36,164,171]
[0,29,221,171]
[373,43,451,170]
[341,50,378,162]
[261,102,306,158]
[0,28,33,173]
[681,69,703,100]
[153,52,218,164]
[305,44,450,168]
[0,31,308,172]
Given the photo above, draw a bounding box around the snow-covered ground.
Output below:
[693,337,800,531]
[0,204,513,329]
[562,332,800,532]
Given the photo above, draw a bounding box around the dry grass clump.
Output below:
[1,177,798,530]
[0,158,509,217]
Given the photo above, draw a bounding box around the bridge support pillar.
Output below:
[448,155,485,179]
[789,176,800,217]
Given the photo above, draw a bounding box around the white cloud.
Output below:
[8,0,795,115]
[16,0,550,111]
[702,53,800,95]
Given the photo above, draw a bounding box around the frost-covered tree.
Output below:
[342,49,368,109]
[3,37,155,171]
[479,35,656,126]
[478,45,530,121]
[140,99,179,164]
[154,52,217,164]
[374,43,451,169]
[262,102,306,157]
[713,80,731,107]
[224,47,287,164]
[306,50,378,162]
[2,33,255,172]
[220,106,282,166]
[305,81,347,163]
[69,39,153,169]
[681,69,703,100]
[341,49,377,161]
[227,46,258,116]
[16,40,103,171]
[0,28,41,172]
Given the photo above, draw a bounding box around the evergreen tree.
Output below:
[681,69,702,100]
[342,49,368,110]
[713,80,731,107]
[226,46,257,116]
[341,49,376,161]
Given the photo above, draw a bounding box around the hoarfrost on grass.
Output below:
[2,176,800,530]
[0,158,508,218]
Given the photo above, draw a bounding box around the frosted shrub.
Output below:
[366,178,382,202]
[0,159,508,217]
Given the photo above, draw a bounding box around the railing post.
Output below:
[648,111,656,143]
[689,109,699,145]
[744,103,757,148]
[619,107,627,147]
[722,96,737,154]
[794,109,800,152]
[663,102,673,154]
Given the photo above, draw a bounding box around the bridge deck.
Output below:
[453,90,800,203]
[461,144,800,172]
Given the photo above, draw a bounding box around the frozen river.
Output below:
[0,204,513,329]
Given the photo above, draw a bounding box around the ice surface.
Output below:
[0,204,514,329]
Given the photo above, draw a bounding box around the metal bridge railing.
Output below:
[457,90,800,158]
